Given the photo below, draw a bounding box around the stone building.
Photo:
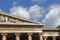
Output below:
[43,28,60,40]
[0,12,60,40]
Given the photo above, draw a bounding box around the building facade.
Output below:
[0,12,60,40]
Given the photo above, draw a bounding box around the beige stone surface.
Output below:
[43,32,59,36]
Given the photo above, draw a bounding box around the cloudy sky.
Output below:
[0,0,60,28]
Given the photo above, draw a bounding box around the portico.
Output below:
[0,12,44,40]
[0,12,60,40]
[0,33,43,40]
[42,28,60,40]
[0,24,43,40]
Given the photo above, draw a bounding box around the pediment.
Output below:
[0,12,43,26]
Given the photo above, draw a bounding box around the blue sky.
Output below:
[0,0,60,28]
[0,0,60,12]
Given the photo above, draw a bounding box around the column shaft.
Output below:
[39,33,43,40]
[15,33,20,40]
[2,35,6,40]
[53,36,56,40]
[28,33,32,40]
[1,33,7,40]
[44,36,47,40]
[16,35,20,40]
[40,35,43,40]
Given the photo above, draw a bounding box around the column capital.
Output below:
[1,33,7,35]
[28,33,32,40]
[39,33,42,36]
[15,33,20,40]
[28,33,33,35]
[44,36,48,38]
[53,36,56,38]
[53,36,56,40]
[15,33,21,35]
[44,36,48,40]
[2,33,7,40]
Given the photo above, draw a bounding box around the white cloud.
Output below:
[32,0,46,2]
[12,0,19,6]
[9,6,30,19]
[43,5,60,28]
[0,8,2,12]
[9,5,44,21]
[29,5,44,21]
[11,2,60,28]
[32,0,46,4]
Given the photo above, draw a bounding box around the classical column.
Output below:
[44,36,47,40]
[53,36,56,40]
[1,33,7,40]
[15,33,21,40]
[39,33,43,40]
[28,33,32,40]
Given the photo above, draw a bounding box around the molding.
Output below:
[0,12,44,25]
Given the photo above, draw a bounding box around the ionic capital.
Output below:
[39,33,42,36]
[53,36,56,38]
[1,33,7,35]
[44,36,48,39]
[28,33,33,36]
[15,33,21,35]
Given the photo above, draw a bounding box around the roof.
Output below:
[0,12,44,26]
[43,28,60,32]
[56,25,60,28]
[43,28,59,30]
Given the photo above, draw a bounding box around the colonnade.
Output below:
[0,33,43,40]
[1,33,59,40]
[43,36,58,40]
